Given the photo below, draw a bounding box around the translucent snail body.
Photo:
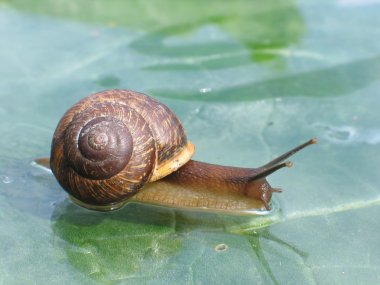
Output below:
[36,89,316,214]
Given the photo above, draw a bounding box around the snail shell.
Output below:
[50,89,194,208]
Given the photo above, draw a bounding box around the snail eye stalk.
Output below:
[261,138,317,169]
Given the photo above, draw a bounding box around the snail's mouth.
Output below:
[69,195,127,212]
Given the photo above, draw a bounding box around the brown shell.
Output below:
[50,89,194,207]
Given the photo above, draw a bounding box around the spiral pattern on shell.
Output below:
[50,89,194,207]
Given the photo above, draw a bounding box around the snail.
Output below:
[35,89,316,214]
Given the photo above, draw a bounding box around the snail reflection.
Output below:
[51,200,308,284]
[36,89,316,214]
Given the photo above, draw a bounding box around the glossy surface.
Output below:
[50,90,194,207]
[1,0,380,284]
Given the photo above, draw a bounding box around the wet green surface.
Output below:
[1,0,380,284]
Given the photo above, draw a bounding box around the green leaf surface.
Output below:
[1,0,380,284]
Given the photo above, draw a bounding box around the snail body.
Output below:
[38,89,316,214]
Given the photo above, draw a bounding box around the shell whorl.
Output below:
[65,108,134,180]
[50,89,194,206]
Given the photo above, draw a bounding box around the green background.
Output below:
[1,0,380,284]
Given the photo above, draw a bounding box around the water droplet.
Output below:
[317,124,380,145]
[1,175,13,184]
[214,243,228,252]
[326,126,355,142]
[199,87,212,93]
